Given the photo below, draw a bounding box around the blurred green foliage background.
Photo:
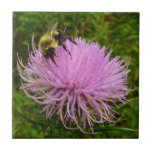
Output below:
[13,12,139,138]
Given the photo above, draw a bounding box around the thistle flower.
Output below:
[17,37,130,133]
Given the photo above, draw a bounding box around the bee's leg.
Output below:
[50,51,57,65]
[68,37,77,45]
[61,44,71,57]
[54,51,58,57]
[50,56,57,65]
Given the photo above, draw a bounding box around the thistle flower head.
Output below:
[17,37,130,133]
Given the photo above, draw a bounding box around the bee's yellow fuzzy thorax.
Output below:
[39,34,58,55]
[50,37,58,49]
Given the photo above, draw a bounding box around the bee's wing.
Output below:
[47,21,58,40]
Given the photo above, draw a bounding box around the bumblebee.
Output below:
[39,22,77,64]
